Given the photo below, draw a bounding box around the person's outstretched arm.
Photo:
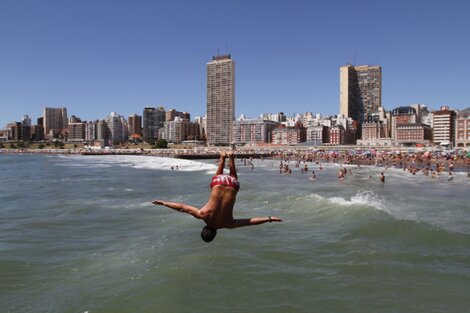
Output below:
[228,216,282,229]
[152,200,202,219]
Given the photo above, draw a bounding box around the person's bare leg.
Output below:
[216,151,227,175]
[227,151,238,179]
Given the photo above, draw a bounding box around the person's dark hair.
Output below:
[201,226,217,242]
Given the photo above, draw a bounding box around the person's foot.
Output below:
[227,150,235,159]
[220,150,227,158]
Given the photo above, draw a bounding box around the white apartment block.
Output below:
[432,106,456,147]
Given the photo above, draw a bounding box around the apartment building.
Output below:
[206,55,235,146]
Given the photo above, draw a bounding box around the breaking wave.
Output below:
[55,155,218,172]
[311,190,389,213]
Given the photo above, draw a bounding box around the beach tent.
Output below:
[467,151,470,158]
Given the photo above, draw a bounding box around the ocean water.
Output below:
[1,154,470,313]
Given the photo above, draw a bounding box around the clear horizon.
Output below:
[1,0,469,126]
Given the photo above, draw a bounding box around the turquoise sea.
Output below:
[1,154,470,313]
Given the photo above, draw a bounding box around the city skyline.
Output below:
[1,0,470,127]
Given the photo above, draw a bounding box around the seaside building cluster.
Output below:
[1,56,469,150]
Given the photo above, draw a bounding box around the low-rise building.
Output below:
[272,123,306,145]
[233,120,279,144]
[391,106,418,140]
[328,125,345,145]
[396,123,432,146]
[306,125,329,145]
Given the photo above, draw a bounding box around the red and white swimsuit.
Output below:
[210,174,240,192]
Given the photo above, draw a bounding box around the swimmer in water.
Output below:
[152,151,282,242]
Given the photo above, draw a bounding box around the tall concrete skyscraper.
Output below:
[340,65,382,124]
[206,54,235,146]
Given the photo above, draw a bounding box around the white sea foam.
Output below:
[58,155,217,172]
[312,190,389,213]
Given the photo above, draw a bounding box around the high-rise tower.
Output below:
[340,65,382,124]
[206,54,235,146]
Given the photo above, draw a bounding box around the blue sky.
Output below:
[1,0,469,127]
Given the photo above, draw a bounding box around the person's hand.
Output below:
[152,200,165,205]
[269,216,283,222]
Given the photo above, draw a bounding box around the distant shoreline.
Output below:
[0,148,272,159]
[1,147,469,173]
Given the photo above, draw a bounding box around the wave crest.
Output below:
[57,155,217,172]
[312,190,389,213]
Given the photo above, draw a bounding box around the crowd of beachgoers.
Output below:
[263,149,470,182]
[2,146,470,178]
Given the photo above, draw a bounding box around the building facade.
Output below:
[306,125,329,145]
[43,107,68,138]
[31,125,44,141]
[206,55,235,146]
[432,106,456,148]
[103,112,129,143]
[11,122,23,141]
[329,125,345,145]
[232,120,279,144]
[271,124,306,145]
[166,109,190,122]
[68,122,86,142]
[361,121,387,141]
[128,114,142,138]
[85,121,96,142]
[143,107,165,140]
[161,118,201,143]
[340,65,382,125]
[455,108,470,148]
[395,123,432,145]
[391,106,418,140]
[96,120,108,142]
